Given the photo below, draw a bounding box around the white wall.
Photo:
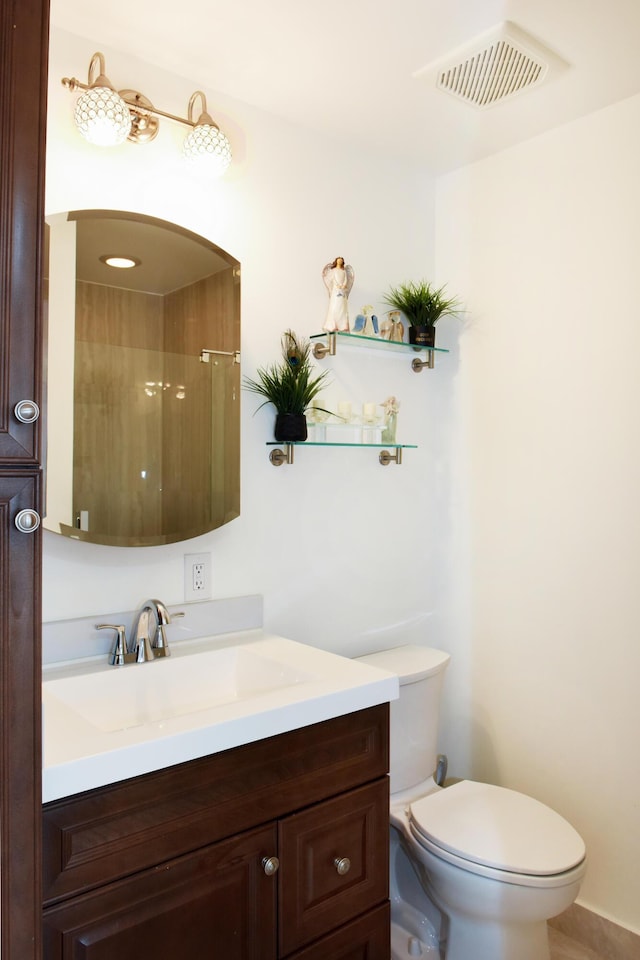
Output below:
[44,30,470,763]
[437,93,640,933]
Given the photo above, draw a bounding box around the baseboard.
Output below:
[549,903,640,960]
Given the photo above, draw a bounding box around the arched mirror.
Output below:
[44,210,240,546]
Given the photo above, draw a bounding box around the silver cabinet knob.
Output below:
[262,856,280,877]
[14,509,41,533]
[13,400,40,424]
[334,857,351,876]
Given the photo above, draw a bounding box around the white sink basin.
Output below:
[42,630,398,803]
[45,646,314,732]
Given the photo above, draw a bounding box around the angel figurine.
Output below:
[322,256,355,332]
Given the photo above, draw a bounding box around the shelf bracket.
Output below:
[312,333,337,359]
[379,448,403,466]
[411,353,435,372]
[269,446,294,466]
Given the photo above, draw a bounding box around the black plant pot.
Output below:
[275,413,308,442]
[409,325,436,348]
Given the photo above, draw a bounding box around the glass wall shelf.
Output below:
[310,330,448,370]
[266,441,417,467]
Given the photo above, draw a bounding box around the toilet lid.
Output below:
[410,780,586,876]
[356,645,450,683]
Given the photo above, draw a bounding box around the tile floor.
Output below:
[549,926,607,960]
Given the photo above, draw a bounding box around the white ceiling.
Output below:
[50,0,640,174]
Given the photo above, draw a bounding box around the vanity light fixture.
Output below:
[62,52,233,175]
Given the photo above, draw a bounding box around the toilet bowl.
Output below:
[357,646,587,960]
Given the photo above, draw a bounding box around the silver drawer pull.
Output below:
[334,857,351,876]
[262,856,280,877]
[14,400,40,423]
[15,509,41,533]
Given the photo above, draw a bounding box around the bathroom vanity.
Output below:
[43,705,389,958]
[41,626,396,958]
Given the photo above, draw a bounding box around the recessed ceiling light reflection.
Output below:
[99,254,141,269]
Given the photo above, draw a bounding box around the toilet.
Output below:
[358,645,587,960]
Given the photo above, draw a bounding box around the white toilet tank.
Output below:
[357,645,450,794]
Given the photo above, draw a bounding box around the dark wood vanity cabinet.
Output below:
[43,704,390,959]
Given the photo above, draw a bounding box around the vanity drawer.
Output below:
[278,778,389,956]
[43,704,388,905]
[287,903,390,960]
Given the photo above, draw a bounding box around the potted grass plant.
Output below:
[382,280,460,347]
[243,329,331,441]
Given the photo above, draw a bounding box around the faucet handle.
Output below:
[96,623,133,666]
[152,609,185,658]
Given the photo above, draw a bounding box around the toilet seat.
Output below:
[409,780,586,881]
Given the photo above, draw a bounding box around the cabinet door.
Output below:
[0,473,42,956]
[278,779,389,956]
[43,824,278,960]
[0,0,46,465]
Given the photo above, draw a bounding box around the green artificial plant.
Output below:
[243,329,331,416]
[382,280,460,327]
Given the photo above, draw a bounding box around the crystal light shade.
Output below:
[183,123,232,175]
[74,86,131,146]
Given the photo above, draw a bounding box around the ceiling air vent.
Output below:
[414,22,567,109]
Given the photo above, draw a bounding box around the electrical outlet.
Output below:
[184,552,212,602]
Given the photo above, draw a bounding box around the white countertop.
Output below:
[42,629,398,803]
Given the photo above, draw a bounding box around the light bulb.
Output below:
[183,124,232,175]
[74,86,131,146]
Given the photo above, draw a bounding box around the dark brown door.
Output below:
[0,2,49,958]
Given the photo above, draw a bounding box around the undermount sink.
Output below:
[42,630,398,803]
[44,645,315,732]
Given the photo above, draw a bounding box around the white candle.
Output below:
[338,401,352,420]
[363,402,376,417]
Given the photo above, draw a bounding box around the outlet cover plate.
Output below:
[184,552,212,602]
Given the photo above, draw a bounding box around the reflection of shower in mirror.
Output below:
[44,209,241,547]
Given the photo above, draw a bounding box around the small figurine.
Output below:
[381,396,400,443]
[322,257,355,332]
[352,304,379,337]
[380,309,404,342]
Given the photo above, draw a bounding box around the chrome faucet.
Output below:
[130,599,184,662]
[97,600,185,665]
